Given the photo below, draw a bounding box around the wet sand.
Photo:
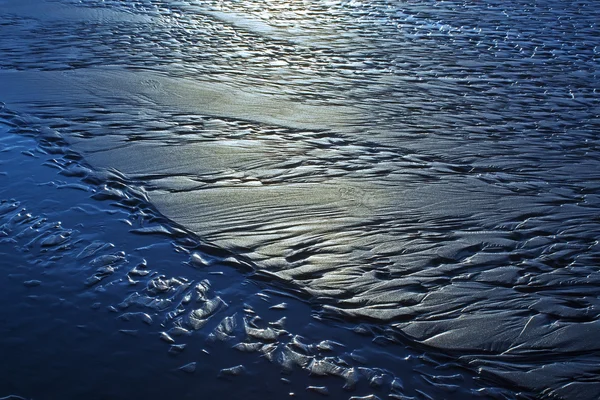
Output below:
[1,0,600,398]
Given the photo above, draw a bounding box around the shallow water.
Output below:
[1,0,599,399]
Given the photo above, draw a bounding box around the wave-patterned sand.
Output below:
[1,0,599,398]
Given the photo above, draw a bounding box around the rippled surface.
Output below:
[1,0,599,398]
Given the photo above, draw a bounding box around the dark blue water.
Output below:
[0,0,599,399]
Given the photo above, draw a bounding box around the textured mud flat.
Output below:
[0,107,513,400]
[1,0,600,399]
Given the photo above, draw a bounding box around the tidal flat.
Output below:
[0,0,599,399]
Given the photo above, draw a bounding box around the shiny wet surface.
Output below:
[0,0,599,399]
[0,110,502,400]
